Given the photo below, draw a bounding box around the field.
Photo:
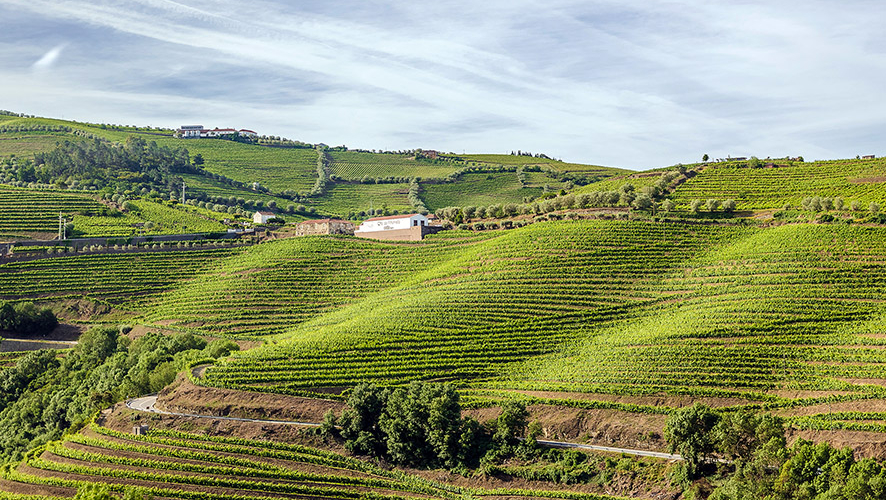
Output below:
[328,151,461,180]
[305,182,413,216]
[459,154,630,177]
[0,187,106,237]
[668,158,886,210]
[178,173,295,207]
[194,222,886,425]
[0,131,81,157]
[73,200,226,237]
[421,172,545,209]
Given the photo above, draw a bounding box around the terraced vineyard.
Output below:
[0,131,81,157]
[669,158,886,210]
[305,182,413,216]
[141,233,493,337]
[4,423,461,500]
[3,422,624,500]
[459,154,629,177]
[0,187,105,237]
[421,172,544,209]
[73,200,226,237]
[0,247,243,311]
[199,222,886,409]
[329,151,461,179]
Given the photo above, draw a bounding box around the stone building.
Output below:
[296,219,355,236]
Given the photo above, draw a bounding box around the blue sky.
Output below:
[2,0,885,169]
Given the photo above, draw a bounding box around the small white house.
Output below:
[355,214,428,233]
[253,211,276,224]
[178,125,203,138]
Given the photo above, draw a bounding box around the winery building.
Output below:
[296,219,355,236]
[354,214,440,241]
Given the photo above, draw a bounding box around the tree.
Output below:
[748,156,761,168]
[834,197,845,211]
[192,154,204,166]
[722,199,736,213]
[632,193,653,211]
[690,199,703,213]
[702,154,709,162]
[870,202,880,214]
[661,199,675,212]
[664,403,720,478]
[494,400,529,445]
[338,383,389,456]
[706,199,720,212]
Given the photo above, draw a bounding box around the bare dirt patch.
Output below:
[508,390,753,408]
[849,176,886,184]
[788,429,886,459]
[777,398,886,417]
[467,405,668,451]
[156,373,344,421]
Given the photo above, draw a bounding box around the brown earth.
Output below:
[156,373,345,421]
[788,429,886,459]
[507,390,754,408]
[467,405,668,451]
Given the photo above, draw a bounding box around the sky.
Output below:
[1,0,885,169]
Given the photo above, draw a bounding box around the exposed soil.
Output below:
[157,373,345,421]
[0,477,75,497]
[776,398,886,417]
[508,390,753,408]
[467,405,668,451]
[849,176,886,184]
[788,429,886,459]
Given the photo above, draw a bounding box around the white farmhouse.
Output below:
[253,211,276,224]
[178,125,203,138]
[356,214,428,234]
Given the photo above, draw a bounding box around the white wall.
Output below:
[356,214,427,232]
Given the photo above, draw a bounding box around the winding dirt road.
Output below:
[124,395,682,461]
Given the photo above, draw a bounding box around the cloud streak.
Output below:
[2,0,886,167]
[31,43,67,71]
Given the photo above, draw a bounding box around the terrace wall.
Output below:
[354,225,442,242]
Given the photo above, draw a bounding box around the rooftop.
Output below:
[363,213,422,222]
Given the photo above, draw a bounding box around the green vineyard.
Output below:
[668,158,886,210]
[328,151,461,180]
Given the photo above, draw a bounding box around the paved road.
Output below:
[124,395,681,461]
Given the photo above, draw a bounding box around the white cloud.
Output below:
[2,0,886,167]
[31,43,67,71]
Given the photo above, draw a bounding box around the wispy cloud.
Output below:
[2,0,886,167]
[31,42,67,71]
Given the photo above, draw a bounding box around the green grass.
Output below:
[421,172,543,209]
[669,158,886,210]
[0,186,105,235]
[194,221,886,410]
[328,151,461,180]
[459,154,630,177]
[73,200,226,237]
[0,131,82,157]
[178,173,295,207]
[305,182,413,217]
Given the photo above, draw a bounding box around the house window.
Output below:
[413,220,418,226]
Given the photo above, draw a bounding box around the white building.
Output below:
[178,125,203,138]
[253,211,276,224]
[355,213,428,233]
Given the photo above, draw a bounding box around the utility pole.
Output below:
[182,182,186,205]
[58,212,65,240]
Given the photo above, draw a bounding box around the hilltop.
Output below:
[1,111,886,499]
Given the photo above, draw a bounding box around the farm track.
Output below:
[125,395,683,461]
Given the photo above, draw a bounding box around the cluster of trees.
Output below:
[688,198,737,213]
[665,403,886,499]
[311,148,332,196]
[406,179,428,214]
[0,327,238,462]
[0,301,57,335]
[319,382,533,470]
[799,196,879,214]
[24,137,192,194]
